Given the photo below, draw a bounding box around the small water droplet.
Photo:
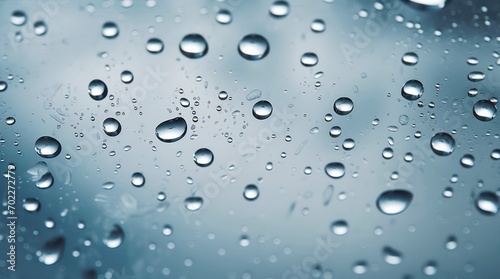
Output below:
[88,79,108,100]
[102,22,119,39]
[246,89,262,101]
[475,191,499,215]
[216,9,232,24]
[376,189,413,215]
[34,21,47,36]
[179,34,208,59]
[155,117,188,143]
[430,132,455,156]
[342,138,355,150]
[120,70,134,84]
[311,19,326,33]
[382,147,394,159]
[5,117,15,125]
[301,52,318,67]
[243,184,260,201]
[445,236,457,250]
[468,71,485,82]
[184,196,203,211]
[23,197,41,212]
[403,0,447,10]
[0,81,7,92]
[252,100,273,120]
[36,172,54,189]
[131,172,145,187]
[238,34,269,61]
[35,136,62,158]
[162,225,173,236]
[473,99,497,121]
[146,38,164,54]
[103,118,121,136]
[10,11,27,26]
[330,220,349,235]
[382,246,403,265]
[399,114,409,125]
[460,154,475,168]
[239,235,250,247]
[491,149,500,160]
[402,52,419,65]
[442,187,454,198]
[325,162,345,179]
[269,1,290,17]
[401,80,424,101]
[193,148,214,167]
[353,261,368,274]
[103,224,124,248]
[102,181,115,190]
[329,126,342,137]
[39,237,65,265]
[423,261,438,276]
[218,91,228,100]
[333,97,354,115]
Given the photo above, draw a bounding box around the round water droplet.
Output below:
[382,246,403,265]
[179,34,208,59]
[401,80,424,101]
[376,189,413,215]
[353,261,368,275]
[445,236,457,250]
[430,132,455,156]
[10,11,27,26]
[39,237,65,265]
[269,0,290,17]
[6,117,15,125]
[34,21,47,36]
[329,126,342,137]
[402,52,419,65]
[0,81,7,92]
[423,261,438,276]
[325,162,345,179]
[193,148,214,167]
[252,100,273,120]
[473,99,497,121]
[88,79,108,100]
[460,154,475,168]
[334,97,354,115]
[146,38,164,54]
[103,224,124,248]
[311,19,326,33]
[403,0,447,10]
[103,118,121,136]
[36,172,54,189]
[475,191,499,215]
[184,197,203,211]
[330,220,349,235]
[243,184,259,201]
[218,91,228,100]
[131,172,145,187]
[491,149,500,160]
[239,235,250,247]
[162,225,173,236]
[238,34,269,61]
[23,198,41,212]
[342,138,355,150]
[382,147,394,159]
[45,218,55,229]
[102,22,119,39]
[216,9,232,24]
[155,117,188,143]
[35,136,62,158]
[468,71,485,82]
[120,70,134,84]
[102,181,115,190]
[301,52,318,67]
[442,187,453,198]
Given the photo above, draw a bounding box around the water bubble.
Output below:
[423,261,438,276]
[102,22,119,39]
[329,126,342,137]
[445,236,457,250]
[120,70,134,84]
[311,19,326,33]
[330,220,349,235]
[34,21,48,36]
[473,99,497,121]
[39,237,65,265]
[162,225,173,236]
[376,189,413,215]
[301,52,318,67]
[238,34,270,61]
[475,191,499,215]
[36,172,54,189]
[430,132,455,156]
[146,38,164,54]
[252,100,273,120]
[0,81,7,92]
[10,11,27,26]
[216,9,232,24]
[193,148,214,167]
[402,52,419,65]
[6,117,15,125]
[325,162,345,179]
[460,154,475,168]
[382,246,403,265]
[35,136,62,158]
[155,117,188,143]
[179,34,208,59]
[334,97,354,115]
[468,71,485,82]
[102,181,115,190]
[103,225,125,248]
[184,197,203,211]
[269,1,290,17]
[403,0,447,10]
[244,184,260,201]
[218,91,228,100]
[23,198,41,212]
[491,149,500,160]
[103,118,121,136]
[401,80,424,101]
[88,79,108,100]
[131,172,145,187]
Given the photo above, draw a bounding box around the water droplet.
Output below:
[403,0,447,10]
[146,38,164,54]
[10,11,27,26]
[0,81,7,92]
[442,187,454,198]
[445,236,457,250]
[239,235,250,247]
[179,34,208,59]
[120,70,134,84]
[467,57,478,65]
[103,118,121,136]
[23,198,41,212]
[329,126,342,137]
[6,117,15,125]
[325,162,345,179]
[216,9,232,24]
[162,225,173,236]
[382,246,403,265]
[193,148,214,167]
[238,34,269,61]
[155,117,188,143]
[102,22,119,39]
[473,99,497,121]
[246,89,262,101]
[402,52,419,65]
[269,1,290,17]
[102,181,115,190]
[180,98,190,107]
[252,100,273,120]
[475,191,499,215]
[491,149,500,160]
[184,196,203,211]
[301,52,318,67]
[342,138,355,150]
[45,218,55,229]
[218,91,228,100]
[35,136,62,158]
[34,21,47,36]
[460,154,475,168]
[131,172,145,187]
[423,261,438,276]
[376,189,413,215]
[430,132,455,156]
[36,172,54,189]
[353,261,368,274]
[311,19,326,33]
[468,71,485,82]
[39,237,65,265]
[330,220,349,235]
[334,97,354,115]
[399,114,409,125]
[88,79,108,100]
[243,184,260,201]
[103,224,124,248]
[382,147,394,159]
[401,80,424,101]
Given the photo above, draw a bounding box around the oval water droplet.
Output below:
[252,100,273,120]
[216,9,232,24]
[179,34,208,59]
[102,181,115,190]
[102,22,119,39]
[103,224,125,248]
[330,220,349,235]
[238,34,269,61]
[146,38,164,54]
[0,81,7,92]
[475,191,499,215]
[218,91,228,100]
[402,0,447,10]
[460,154,475,168]
[325,162,345,179]
[301,52,318,67]
[120,70,134,84]
[6,117,15,125]
[334,97,354,115]
[382,246,403,265]
[155,117,188,143]
[401,80,424,100]
[103,118,121,136]
[184,196,203,211]
[10,11,27,26]
[423,261,438,276]
[269,1,290,17]
[35,136,62,158]
[88,79,108,100]
[131,172,145,187]
[193,148,214,167]
[243,184,260,201]
[36,172,54,189]
[329,126,342,137]
[34,21,47,36]
[430,132,455,156]
[491,149,500,160]
[473,99,497,121]
[23,197,41,212]
[353,261,368,275]
[311,19,326,33]
[376,189,413,215]
[402,52,419,66]
[468,71,485,82]
[39,237,65,265]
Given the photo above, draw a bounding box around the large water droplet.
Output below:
[330,220,349,235]
[179,34,208,59]
[491,149,500,160]
[0,81,7,92]
[402,0,447,10]
[430,132,455,156]
[382,246,403,265]
[23,197,41,212]
[193,148,214,167]
[334,97,354,115]
[35,136,62,158]
[216,9,232,24]
[102,22,119,39]
[468,71,485,82]
[401,80,424,100]
[325,162,345,179]
[36,172,54,189]
[473,99,497,121]
[155,117,188,143]
[269,1,290,17]
[131,172,145,187]
[475,191,499,215]
[402,52,419,66]
[10,11,27,26]
[252,100,273,120]
[376,189,413,215]
[184,196,203,211]
[243,184,260,201]
[39,237,65,265]
[103,224,125,248]
[301,52,318,67]
[103,118,121,136]
[146,38,164,54]
[88,79,108,100]
[238,34,269,61]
